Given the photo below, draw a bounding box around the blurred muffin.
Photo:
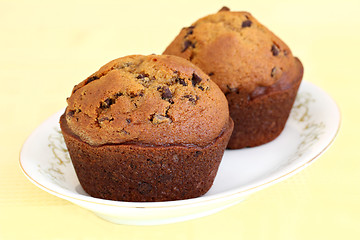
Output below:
[60,54,233,202]
[163,7,303,149]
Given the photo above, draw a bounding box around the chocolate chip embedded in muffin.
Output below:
[191,72,202,86]
[85,75,99,84]
[182,40,196,52]
[175,77,188,86]
[241,19,252,28]
[183,94,199,104]
[184,26,195,37]
[271,44,280,56]
[160,86,173,100]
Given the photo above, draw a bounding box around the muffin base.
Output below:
[226,58,303,149]
[60,115,233,202]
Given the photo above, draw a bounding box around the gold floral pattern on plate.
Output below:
[38,128,71,188]
[288,92,326,160]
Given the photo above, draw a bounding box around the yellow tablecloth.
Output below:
[1,0,359,239]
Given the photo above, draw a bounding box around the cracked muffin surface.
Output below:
[64,54,229,147]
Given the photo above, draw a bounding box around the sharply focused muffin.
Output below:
[163,7,304,149]
[60,54,233,202]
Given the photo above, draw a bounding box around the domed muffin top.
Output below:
[64,54,229,147]
[163,8,299,95]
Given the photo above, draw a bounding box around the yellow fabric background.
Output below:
[1,0,359,239]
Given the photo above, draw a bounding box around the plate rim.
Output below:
[19,81,341,209]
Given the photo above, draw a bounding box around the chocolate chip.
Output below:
[271,44,280,56]
[126,118,131,123]
[115,92,123,97]
[85,75,99,84]
[98,116,114,122]
[208,72,214,76]
[136,73,149,79]
[218,6,230,12]
[138,182,152,194]
[138,90,144,97]
[198,86,204,91]
[161,86,173,100]
[105,98,113,105]
[182,40,193,52]
[164,107,171,118]
[191,73,202,86]
[283,49,289,56]
[175,77,187,86]
[184,94,199,104]
[67,110,75,117]
[271,67,277,77]
[184,26,195,37]
[242,20,252,28]
[129,90,144,98]
[101,98,115,109]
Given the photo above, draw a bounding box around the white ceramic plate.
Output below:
[20,81,340,225]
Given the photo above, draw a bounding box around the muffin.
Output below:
[60,54,233,202]
[163,7,304,149]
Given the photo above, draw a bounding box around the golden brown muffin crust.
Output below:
[65,55,229,147]
[163,9,295,94]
